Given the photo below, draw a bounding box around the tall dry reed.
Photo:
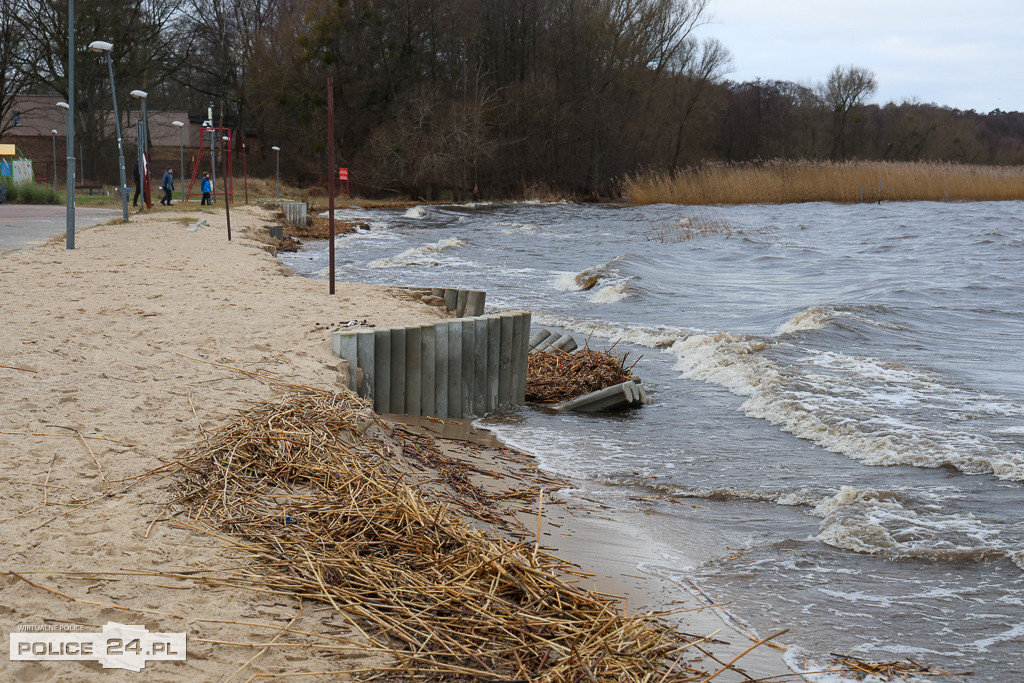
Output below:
[625,160,1024,205]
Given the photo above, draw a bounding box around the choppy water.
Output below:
[282,201,1024,681]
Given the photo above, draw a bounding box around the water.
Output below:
[282,200,1024,680]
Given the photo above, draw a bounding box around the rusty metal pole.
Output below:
[222,135,232,241]
[328,75,336,295]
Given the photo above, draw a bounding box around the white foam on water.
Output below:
[403,205,427,218]
[530,313,684,349]
[367,238,466,268]
[668,331,1024,481]
[784,646,927,683]
[499,222,543,234]
[552,256,626,292]
[971,622,1024,652]
[774,306,835,335]
[810,486,1009,562]
[590,279,632,304]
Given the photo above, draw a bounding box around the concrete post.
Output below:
[373,328,391,413]
[356,329,375,399]
[434,321,449,418]
[455,289,468,318]
[389,328,407,414]
[447,321,462,418]
[460,318,476,417]
[510,313,528,403]
[420,324,436,417]
[498,313,515,407]
[405,325,422,416]
[444,288,458,313]
[473,316,489,414]
[466,290,486,317]
[519,312,531,403]
[529,328,552,350]
[333,331,359,391]
[486,315,501,412]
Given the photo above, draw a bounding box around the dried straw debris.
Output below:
[527,347,637,403]
[171,386,721,681]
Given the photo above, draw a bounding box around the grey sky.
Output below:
[702,0,1023,113]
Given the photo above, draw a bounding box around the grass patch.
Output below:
[625,160,1024,205]
[0,180,61,205]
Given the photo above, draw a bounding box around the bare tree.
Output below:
[820,64,877,159]
[0,0,33,139]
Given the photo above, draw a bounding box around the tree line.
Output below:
[3,0,1023,199]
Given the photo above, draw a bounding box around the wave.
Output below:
[811,486,1014,564]
[774,306,834,335]
[554,256,626,292]
[367,238,466,268]
[403,205,427,218]
[669,332,1024,481]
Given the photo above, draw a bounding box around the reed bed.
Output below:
[527,348,637,403]
[173,386,721,681]
[625,160,1024,205]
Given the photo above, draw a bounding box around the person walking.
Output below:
[200,172,212,205]
[160,167,174,206]
[132,162,141,207]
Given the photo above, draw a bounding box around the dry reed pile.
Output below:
[625,160,1024,205]
[174,386,714,681]
[527,348,636,403]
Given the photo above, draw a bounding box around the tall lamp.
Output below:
[50,130,58,192]
[89,40,129,222]
[171,121,184,202]
[129,90,148,208]
[271,145,280,199]
[56,100,74,247]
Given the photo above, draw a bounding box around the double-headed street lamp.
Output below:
[171,121,184,202]
[50,130,58,192]
[89,40,128,223]
[271,145,280,198]
[130,90,148,208]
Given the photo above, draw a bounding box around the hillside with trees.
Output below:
[3,0,1023,199]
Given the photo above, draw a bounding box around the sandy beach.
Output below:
[0,204,790,681]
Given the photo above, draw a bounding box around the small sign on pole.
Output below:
[338,167,349,196]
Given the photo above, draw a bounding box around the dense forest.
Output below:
[3,0,1024,198]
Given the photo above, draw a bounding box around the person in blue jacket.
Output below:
[201,172,212,205]
[160,167,174,206]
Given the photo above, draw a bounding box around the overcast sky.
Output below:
[701,0,1023,113]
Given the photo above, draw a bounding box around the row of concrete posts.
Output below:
[333,311,531,419]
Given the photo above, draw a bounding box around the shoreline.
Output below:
[0,204,791,680]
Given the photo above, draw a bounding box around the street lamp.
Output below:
[221,135,232,241]
[65,0,75,248]
[89,40,129,223]
[56,100,74,247]
[271,145,280,199]
[171,121,184,202]
[50,130,58,192]
[130,90,148,209]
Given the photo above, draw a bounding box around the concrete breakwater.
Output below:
[333,311,531,419]
[393,286,486,318]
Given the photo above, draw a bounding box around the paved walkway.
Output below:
[0,205,122,254]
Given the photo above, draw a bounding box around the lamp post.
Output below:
[65,0,75,248]
[89,40,129,223]
[50,130,58,192]
[171,121,184,202]
[271,145,280,199]
[221,135,232,241]
[130,90,148,209]
[56,101,74,248]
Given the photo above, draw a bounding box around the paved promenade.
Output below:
[0,205,121,253]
